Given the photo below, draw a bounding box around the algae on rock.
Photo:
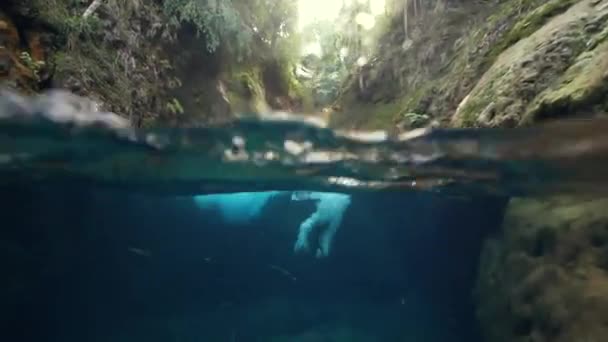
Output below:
[225,68,270,115]
[476,197,608,342]
[526,38,608,123]
[333,0,608,131]
[453,0,608,127]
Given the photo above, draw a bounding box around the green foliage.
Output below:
[62,14,102,36]
[402,112,430,127]
[296,1,395,108]
[224,68,269,113]
[19,0,71,29]
[19,52,45,82]
[22,0,102,39]
[166,97,184,115]
[53,42,132,109]
[163,0,250,56]
[298,19,349,107]
[162,0,299,61]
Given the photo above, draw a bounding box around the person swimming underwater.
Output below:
[193,191,351,258]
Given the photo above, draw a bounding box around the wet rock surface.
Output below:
[476,197,608,342]
[453,0,608,127]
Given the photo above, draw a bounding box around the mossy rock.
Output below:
[483,0,579,68]
[476,196,608,342]
[524,39,608,122]
[224,68,269,114]
[453,0,606,127]
[330,86,405,130]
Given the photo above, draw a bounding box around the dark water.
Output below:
[3,185,506,342]
[0,90,605,341]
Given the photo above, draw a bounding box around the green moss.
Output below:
[331,95,402,130]
[586,25,608,51]
[455,99,486,127]
[25,0,73,29]
[15,0,100,40]
[363,102,402,129]
[508,0,576,42]
[453,65,511,127]
[332,77,440,129]
[524,41,608,123]
[53,37,134,113]
[332,0,581,130]
[403,112,431,127]
[224,67,269,114]
[299,87,315,112]
[17,0,138,113]
[239,71,263,97]
[402,83,433,114]
[484,0,577,68]
[276,61,303,99]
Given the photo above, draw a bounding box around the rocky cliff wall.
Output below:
[476,197,608,341]
[333,0,608,131]
[0,0,304,127]
[333,1,608,341]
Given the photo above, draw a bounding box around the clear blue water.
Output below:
[0,90,606,341]
[4,186,505,341]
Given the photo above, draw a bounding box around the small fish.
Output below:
[127,247,152,257]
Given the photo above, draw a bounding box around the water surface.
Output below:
[2,90,608,196]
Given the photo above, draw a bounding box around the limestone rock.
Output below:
[476,197,608,342]
[453,0,608,127]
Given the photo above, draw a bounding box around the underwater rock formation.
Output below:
[476,197,608,342]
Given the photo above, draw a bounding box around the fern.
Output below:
[19,52,45,82]
[162,0,252,56]
[166,98,184,115]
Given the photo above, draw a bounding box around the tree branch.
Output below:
[83,0,104,18]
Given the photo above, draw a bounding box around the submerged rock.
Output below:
[476,197,608,342]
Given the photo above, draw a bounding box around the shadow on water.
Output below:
[0,184,507,342]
